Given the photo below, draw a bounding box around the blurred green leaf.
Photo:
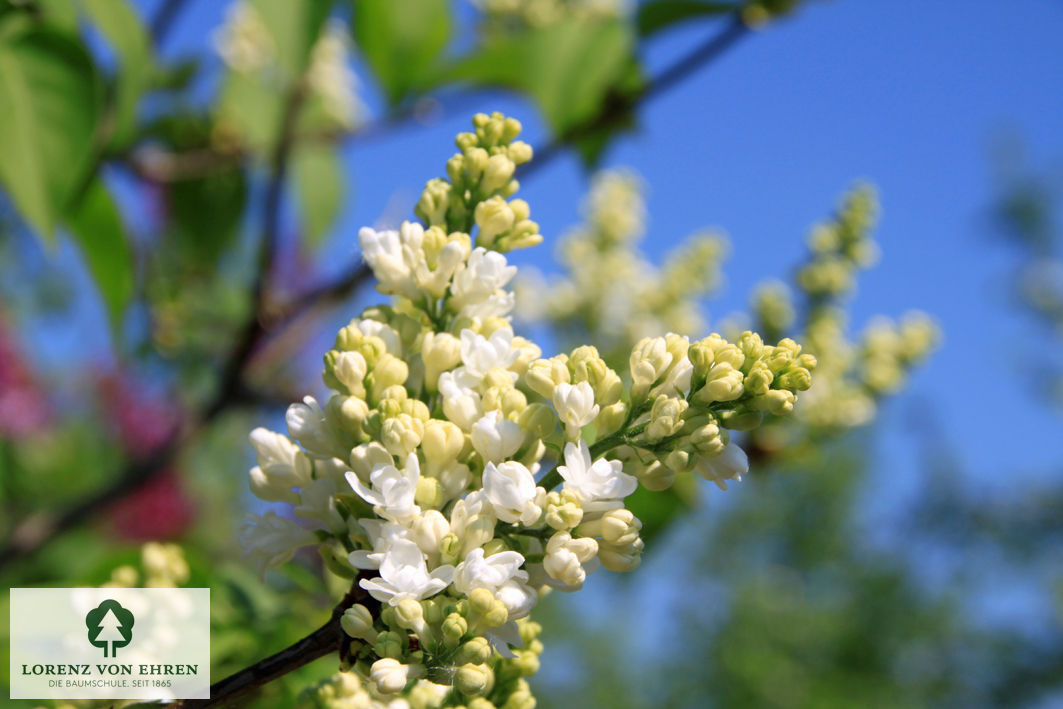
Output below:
[65,178,134,329]
[352,0,451,105]
[217,70,284,152]
[624,472,699,544]
[251,0,332,77]
[78,0,154,149]
[169,167,248,264]
[637,0,737,37]
[0,23,101,244]
[447,20,633,136]
[293,144,344,248]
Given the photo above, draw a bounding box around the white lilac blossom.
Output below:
[240,113,814,706]
[557,440,636,513]
[359,539,454,605]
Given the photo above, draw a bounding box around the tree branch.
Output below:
[164,581,373,709]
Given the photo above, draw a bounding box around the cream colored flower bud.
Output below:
[634,460,675,491]
[475,196,515,247]
[421,332,462,390]
[663,449,692,473]
[508,140,533,165]
[691,421,725,456]
[415,476,444,508]
[421,419,466,472]
[337,395,370,432]
[439,533,462,564]
[381,413,424,459]
[744,360,773,396]
[455,663,493,697]
[442,612,468,647]
[341,604,375,642]
[761,388,795,415]
[416,178,451,226]
[777,366,812,391]
[374,630,404,659]
[698,363,744,403]
[544,531,598,587]
[370,353,409,400]
[459,636,493,666]
[517,403,556,440]
[370,658,410,695]
[524,356,569,399]
[481,154,516,194]
[509,335,541,375]
[332,350,368,397]
[579,509,641,545]
[630,336,672,400]
[545,490,584,530]
[595,401,628,437]
[646,395,688,442]
[598,537,644,573]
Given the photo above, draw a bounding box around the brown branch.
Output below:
[165,581,374,708]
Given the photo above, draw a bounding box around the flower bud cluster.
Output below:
[241,114,808,705]
[101,543,190,589]
[517,169,729,362]
[474,0,631,35]
[416,112,538,250]
[215,5,365,131]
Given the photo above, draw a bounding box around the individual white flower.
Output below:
[286,396,341,458]
[359,225,416,299]
[459,290,516,321]
[484,620,524,659]
[332,350,368,397]
[239,512,316,576]
[483,460,541,525]
[249,427,311,485]
[349,520,412,569]
[359,539,454,605]
[369,658,411,695]
[460,327,519,381]
[449,491,497,557]
[450,248,517,311]
[453,548,526,594]
[694,441,748,490]
[346,453,422,523]
[438,371,483,431]
[471,411,524,463]
[293,478,346,534]
[552,381,600,439]
[495,578,538,620]
[558,440,637,512]
[543,531,599,589]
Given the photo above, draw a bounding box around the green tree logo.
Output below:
[85,599,134,658]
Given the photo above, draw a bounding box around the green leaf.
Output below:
[77,0,154,149]
[0,24,101,243]
[216,70,284,151]
[251,0,332,77]
[293,144,344,248]
[446,20,633,136]
[352,0,451,105]
[637,0,737,37]
[64,179,134,330]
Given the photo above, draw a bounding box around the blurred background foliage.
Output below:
[0,0,1060,707]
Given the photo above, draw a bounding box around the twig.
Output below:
[165,581,372,708]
